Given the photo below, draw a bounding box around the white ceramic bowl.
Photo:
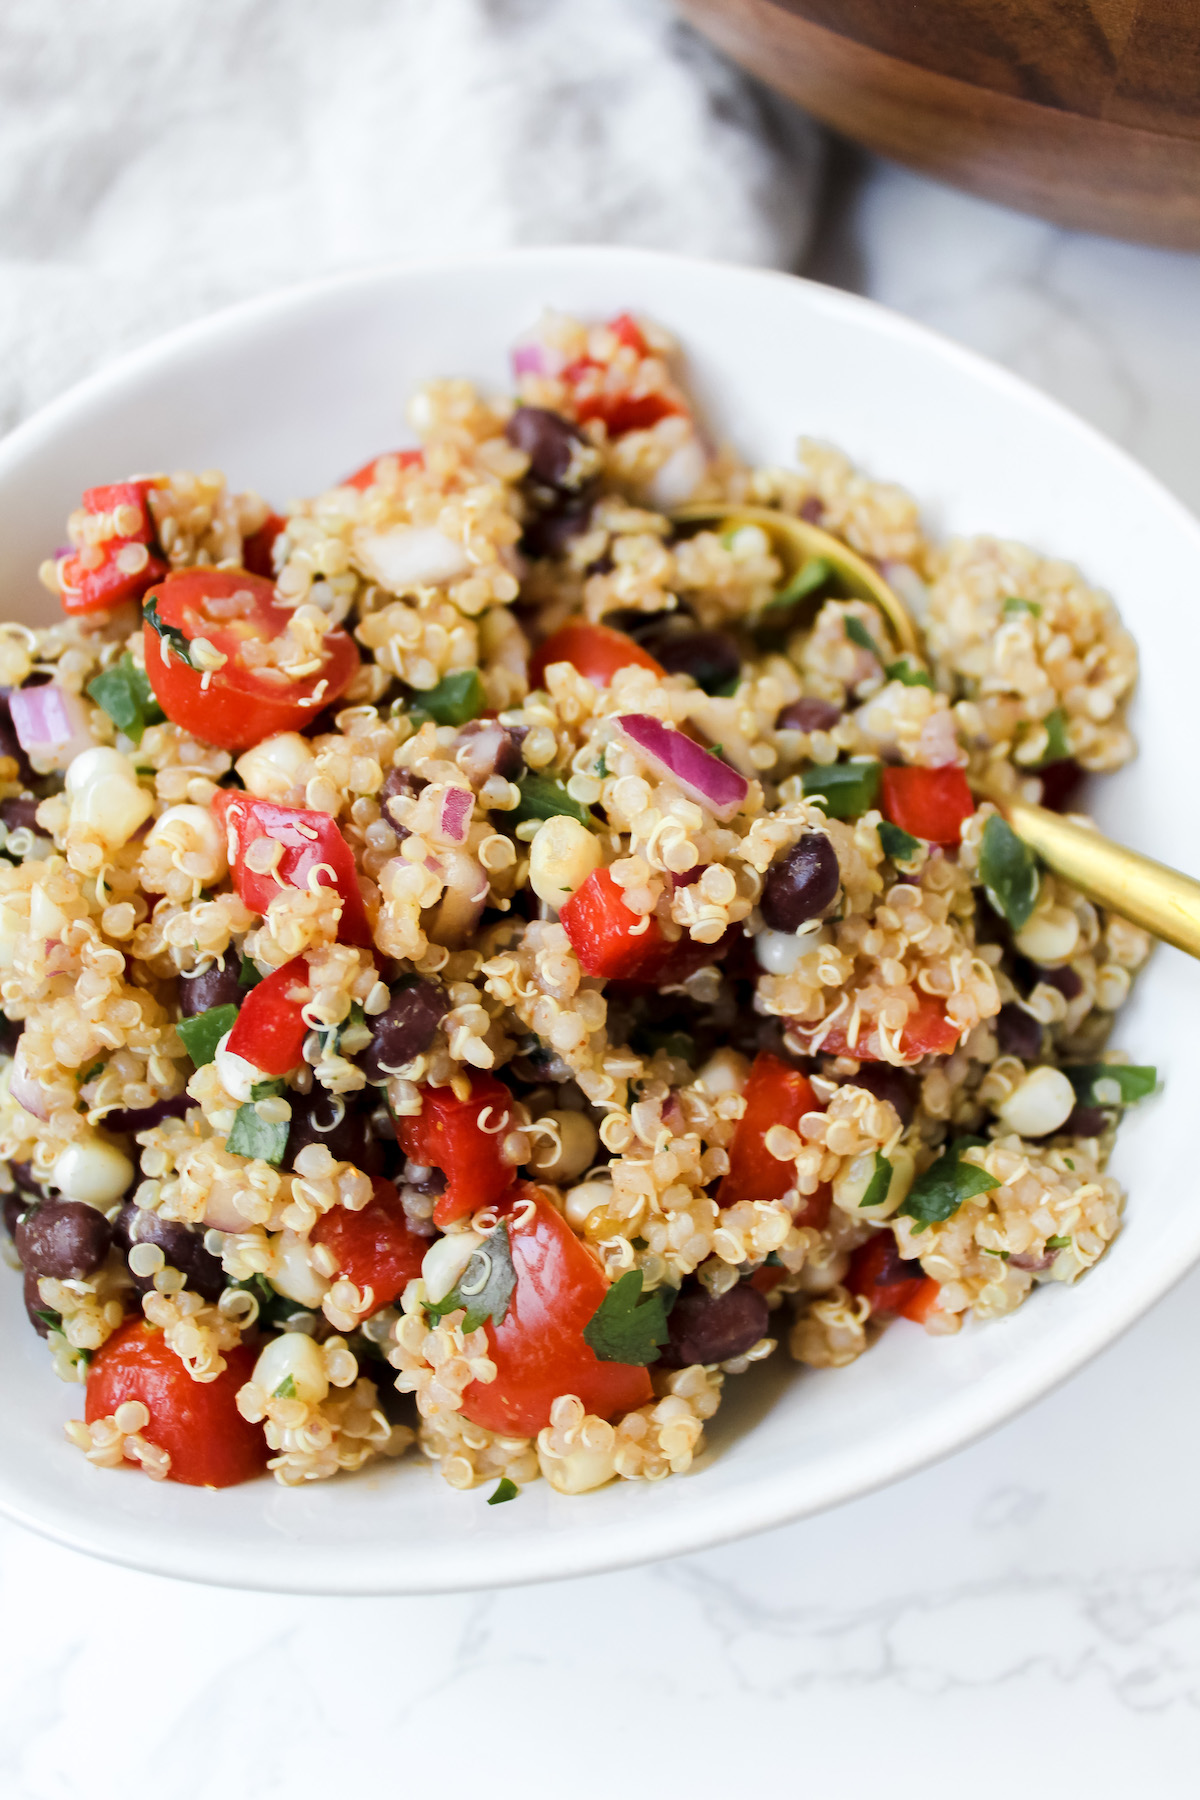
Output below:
[1,247,1197,1594]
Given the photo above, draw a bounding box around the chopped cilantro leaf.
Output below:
[1046,1235,1071,1250]
[35,1306,63,1333]
[859,1151,893,1209]
[86,654,164,746]
[488,1477,519,1505]
[897,1145,999,1232]
[510,772,594,830]
[425,1221,516,1334]
[1066,1064,1157,1106]
[802,759,881,819]
[582,1268,670,1365]
[176,1003,238,1068]
[78,1060,104,1085]
[978,814,1040,929]
[767,555,836,611]
[1039,707,1070,767]
[143,594,196,668]
[273,1375,297,1398]
[885,658,934,689]
[1003,597,1042,617]
[408,668,485,728]
[238,957,263,990]
[878,820,921,863]
[250,1078,287,1101]
[844,615,879,654]
[227,1102,289,1166]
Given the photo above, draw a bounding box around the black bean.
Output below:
[0,796,41,835]
[103,1093,192,1135]
[4,1189,29,1239]
[843,1064,917,1129]
[660,1281,770,1368]
[520,492,597,560]
[16,1199,112,1280]
[9,1159,46,1201]
[112,1203,225,1302]
[360,979,448,1083]
[455,719,525,784]
[505,407,592,492]
[1036,963,1083,1000]
[179,961,243,1017]
[1037,759,1085,813]
[25,1267,53,1336]
[1063,1104,1109,1138]
[760,832,840,932]
[995,1003,1043,1062]
[865,1235,926,1289]
[286,1087,384,1177]
[644,627,741,696]
[379,763,421,829]
[776,697,842,734]
[0,1012,19,1057]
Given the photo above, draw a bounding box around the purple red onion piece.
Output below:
[616,713,748,822]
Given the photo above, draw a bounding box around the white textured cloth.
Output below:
[0,0,821,432]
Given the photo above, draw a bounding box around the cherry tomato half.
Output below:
[142,569,359,752]
[529,621,665,691]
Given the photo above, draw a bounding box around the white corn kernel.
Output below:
[252,1330,329,1405]
[755,927,807,975]
[235,732,316,800]
[269,1230,331,1307]
[997,1065,1075,1138]
[65,747,154,849]
[1014,904,1080,965]
[421,1231,484,1306]
[214,1033,263,1103]
[537,1437,617,1494]
[52,1135,134,1208]
[528,814,602,908]
[147,804,227,875]
[697,1048,750,1098]
[564,1178,614,1231]
[528,1109,599,1183]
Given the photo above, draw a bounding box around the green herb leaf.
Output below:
[1039,707,1069,767]
[176,1003,238,1068]
[878,820,921,863]
[488,1477,519,1506]
[859,1151,893,1209]
[897,1146,999,1232]
[636,1028,697,1065]
[711,673,741,698]
[408,669,485,728]
[582,1268,670,1366]
[978,814,1040,929]
[250,1078,287,1101]
[425,1221,516,1334]
[35,1306,63,1333]
[844,615,879,654]
[226,1101,289,1166]
[885,658,934,689]
[1003,597,1042,617]
[143,594,197,668]
[238,957,263,990]
[231,1273,315,1332]
[802,759,882,820]
[767,555,836,611]
[1045,1234,1071,1250]
[273,1375,296,1398]
[1065,1064,1158,1106]
[510,772,594,831]
[86,654,164,746]
[78,1060,105,1085]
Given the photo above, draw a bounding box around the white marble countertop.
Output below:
[5,157,1200,1798]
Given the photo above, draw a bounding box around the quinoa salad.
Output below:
[0,309,1157,1500]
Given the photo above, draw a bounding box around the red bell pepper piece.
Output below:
[226,957,311,1077]
[58,480,168,616]
[560,867,665,980]
[310,1175,426,1313]
[608,312,650,356]
[529,621,665,691]
[241,511,286,578]
[343,448,424,491]
[213,791,372,948]
[576,390,681,435]
[880,765,974,847]
[716,1052,830,1227]
[396,1073,514,1227]
[846,1233,940,1323]
[812,991,962,1063]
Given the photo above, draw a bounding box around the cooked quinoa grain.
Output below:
[2,309,1155,1499]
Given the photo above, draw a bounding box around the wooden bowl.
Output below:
[676,0,1200,248]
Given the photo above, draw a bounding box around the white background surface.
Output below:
[3,29,1200,1793]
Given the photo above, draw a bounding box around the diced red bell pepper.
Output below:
[310,1175,426,1313]
[561,867,665,980]
[241,511,286,578]
[85,1319,266,1487]
[717,1052,829,1226]
[213,791,372,948]
[846,1233,940,1323]
[880,765,974,847]
[608,312,650,356]
[225,956,311,1077]
[396,1073,514,1227]
[808,991,961,1064]
[749,1263,787,1295]
[576,390,682,436]
[343,448,424,491]
[58,480,168,616]
[529,621,665,691]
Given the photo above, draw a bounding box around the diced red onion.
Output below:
[438,785,473,845]
[511,339,566,379]
[102,1093,191,1134]
[10,1045,51,1120]
[617,714,749,821]
[10,684,94,768]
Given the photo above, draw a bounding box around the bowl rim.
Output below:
[1,242,1198,1595]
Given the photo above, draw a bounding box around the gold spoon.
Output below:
[673,502,1200,959]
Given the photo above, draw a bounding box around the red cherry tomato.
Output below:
[142,568,359,753]
[880,766,975,847]
[241,511,286,578]
[311,1176,426,1314]
[396,1073,515,1227]
[213,791,372,948]
[846,1234,940,1323]
[343,449,424,491]
[811,992,961,1064]
[85,1318,266,1487]
[225,957,311,1077]
[460,1185,654,1437]
[530,621,665,691]
[716,1052,830,1226]
[59,480,168,616]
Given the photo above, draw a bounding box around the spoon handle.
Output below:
[998,795,1200,958]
